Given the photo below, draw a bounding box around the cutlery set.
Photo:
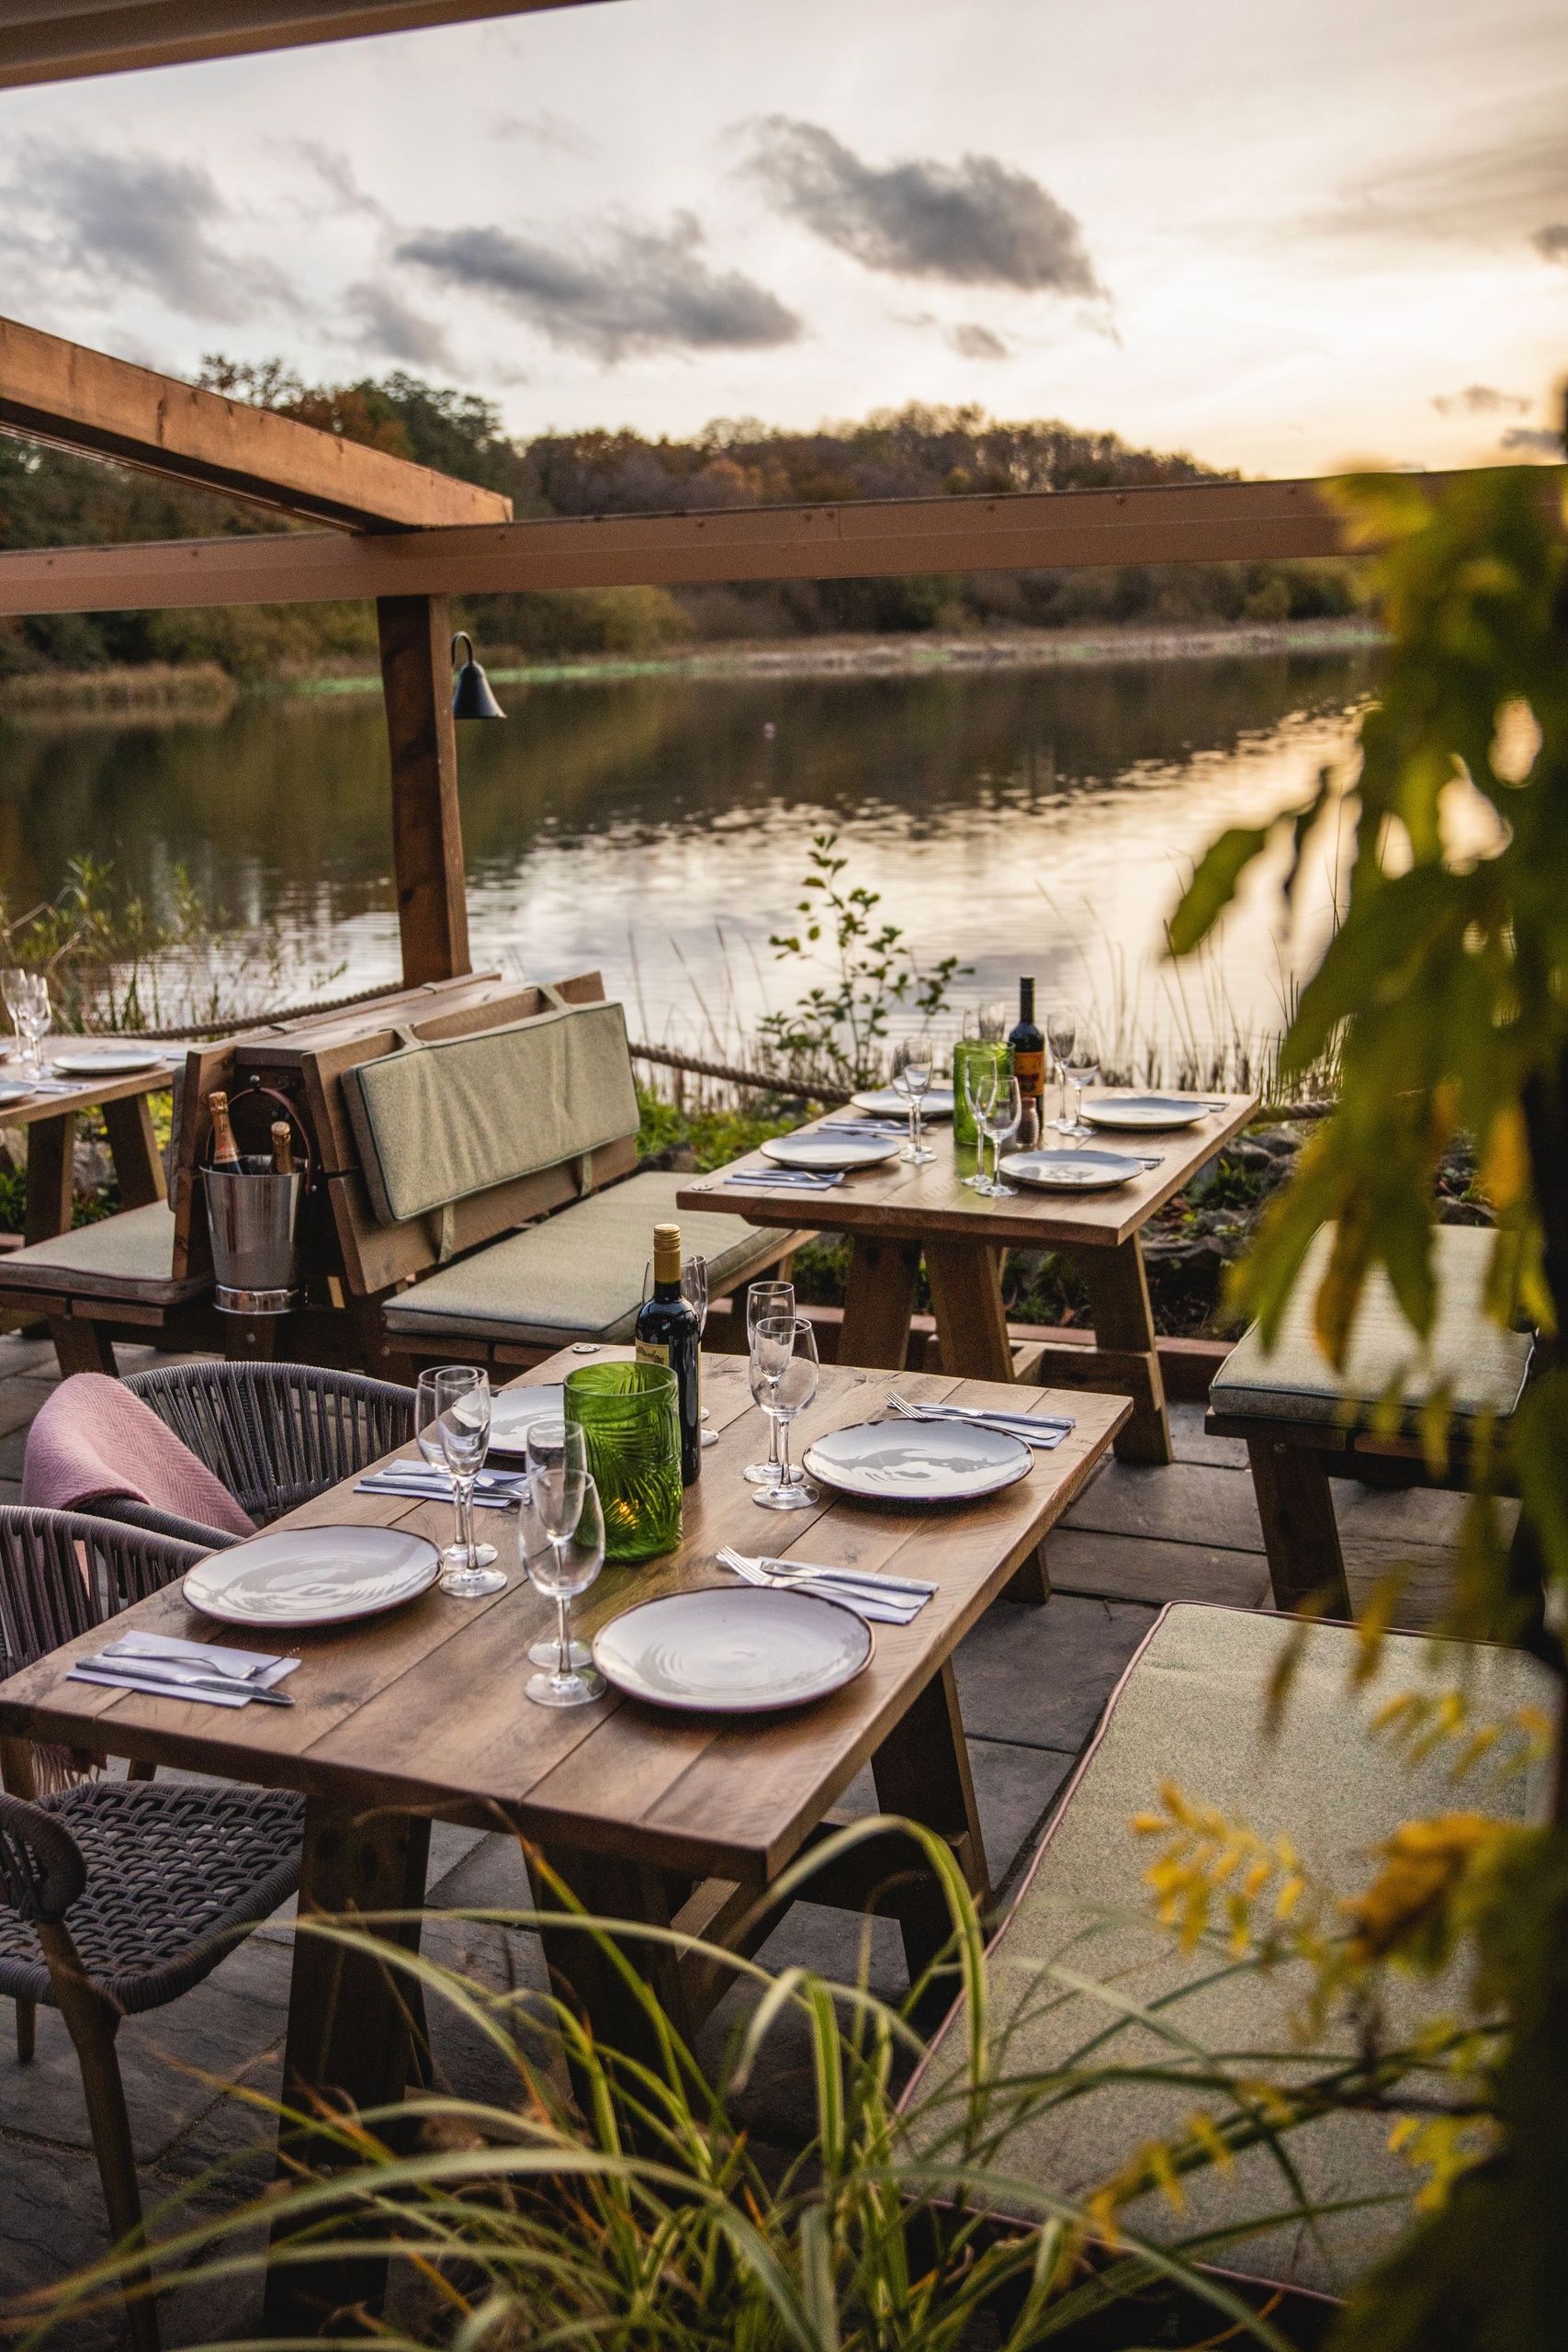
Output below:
[884,1392,1073,1447]
[69,1631,298,1706]
[716,1544,933,1624]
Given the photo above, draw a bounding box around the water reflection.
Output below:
[0,645,1376,1059]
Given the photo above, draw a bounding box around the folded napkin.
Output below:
[68,1630,298,1708]
[724,1169,845,1188]
[355,1467,519,1509]
[737,1560,932,1625]
[24,1374,256,1538]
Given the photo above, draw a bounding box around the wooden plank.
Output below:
[924,1238,1013,1380]
[0,475,1539,619]
[0,4,606,93]
[838,1237,920,1370]
[378,593,470,987]
[23,1113,75,1245]
[1077,1236,1172,1465]
[0,313,511,530]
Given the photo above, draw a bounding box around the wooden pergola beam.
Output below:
[0,316,512,531]
[0,466,1529,617]
[0,2,610,89]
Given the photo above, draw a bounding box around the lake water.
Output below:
[0,643,1374,1076]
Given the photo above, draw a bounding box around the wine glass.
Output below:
[681,1252,717,1446]
[743,1279,797,1485]
[414,1366,505,1596]
[1046,1011,1077,1133]
[1,971,27,1068]
[523,1419,592,1667]
[1065,1037,1101,1137]
[961,1051,1000,1193]
[524,1467,605,1708]
[15,973,50,1080]
[750,1314,820,1512]
[979,1072,1024,1197]
[891,1034,935,1165]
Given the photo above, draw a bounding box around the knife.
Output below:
[79,1655,295,1705]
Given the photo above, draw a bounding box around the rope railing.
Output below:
[627,1040,851,1104]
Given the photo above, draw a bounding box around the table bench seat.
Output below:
[904,1601,1554,2309]
[0,1203,199,1305]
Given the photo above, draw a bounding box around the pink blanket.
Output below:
[23,1374,256,1539]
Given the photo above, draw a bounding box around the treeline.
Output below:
[0,363,1363,681]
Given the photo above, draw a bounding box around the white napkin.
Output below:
[69,1630,299,1708]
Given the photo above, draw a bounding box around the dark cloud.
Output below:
[949,322,1010,360]
[1534,223,1568,262]
[1500,424,1564,457]
[1432,384,1529,416]
[287,141,389,223]
[1,144,295,322]
[396,213,801,361]
[346,281,455,370]
[744,117,1101,297]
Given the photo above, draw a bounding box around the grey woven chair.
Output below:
[80,1360,414,1548]
[0,1779,303,2352]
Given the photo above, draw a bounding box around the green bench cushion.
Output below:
[381,1171,800,1346]
[0,1204,205,1305]
[903,1602,1554,2298]
[1211,1222,1532,1429]
[343,996,639,1227]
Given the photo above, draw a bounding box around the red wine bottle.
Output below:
[1008,978,1045,1127]
[633,1223,702,1485]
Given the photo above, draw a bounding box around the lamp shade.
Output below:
[450,631,505,720]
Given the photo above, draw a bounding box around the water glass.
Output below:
[750,1313,820,1512]
[980,1073,1024,1197]
[523,1419,591,1667]
[891,1034,935,1165]
[1046,1012,1077,1132]
[1065,1041,1101,1136]
[961,1051,999,1193]
[743,1279,798,1486]
[524,1468,605,1708]
[415,1366,505,1597]
[9,972,50,1078]
[682,1253,716,1442]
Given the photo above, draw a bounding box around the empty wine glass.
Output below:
[891,1034,935,1164]
[750,1313,820,1511]
[1,971,27,1067]
[524,1467,605,1708]
[743,1279,798,1485]
[682,1252,717,1444]
[1046,1011,1077,1132]
[523,1419,591,1667]
[1065,1037,1101,1137]
[961,1051,1000,1193]
[980,1072,1024,1197]
[415,1366,505,1597]
[14,973,50,1080]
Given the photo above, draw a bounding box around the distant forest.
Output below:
[0,362,1363,679]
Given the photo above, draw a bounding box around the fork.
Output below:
[885,1393,1072,1441]
[717,1550,928,1623]
[716,1544,934,1599]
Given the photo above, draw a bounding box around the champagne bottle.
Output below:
[634,1223,702,1485]
[1008,978,1045,1131]
[270,1121,295,1176]
[208,1091,243,1171]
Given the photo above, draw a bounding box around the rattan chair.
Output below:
[80,1360,415,1547]
[0,1780,303,2352]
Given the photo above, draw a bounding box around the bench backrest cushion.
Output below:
[900,1603,1556,2298]
[342,994,639,1227]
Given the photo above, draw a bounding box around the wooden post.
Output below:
[378,594,471,986]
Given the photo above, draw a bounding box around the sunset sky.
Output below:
[2,0,1564,477]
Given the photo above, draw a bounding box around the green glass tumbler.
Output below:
[953,1040,1012,1148]
[563,1362,683,1565]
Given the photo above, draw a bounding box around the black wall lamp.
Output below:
[450,631,505,720]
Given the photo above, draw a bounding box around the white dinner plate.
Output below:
[183,1525,441,1627]
[998,1148,1144,1193]
[803,1417,1031,1503]
[762,1131,902,1172]
[483,1384,566,1452]
[851,1085,955,1121]
[49,1046,169,1078]
[1081,1093,1213,1132]
[0,1081,36,1106]
[593,1586,873,1713]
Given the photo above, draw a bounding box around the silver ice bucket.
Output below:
[203,1160,305,1315]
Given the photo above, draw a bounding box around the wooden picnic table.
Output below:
[0,1343,1127,2324]
[679,1091,1258,1469]
[0,1043,175,1245]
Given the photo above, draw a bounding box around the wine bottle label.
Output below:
[635,1339,671,1368]
[1012,1047,1045,1095]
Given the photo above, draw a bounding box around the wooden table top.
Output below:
[0,1350,1127,1885]
[678,1092,1259,1250]
[0,1045,176,1124]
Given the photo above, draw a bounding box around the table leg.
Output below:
[264,1800,431,2330]
[839,1236,921,1370]
[1078,1235,1172,1465]
[1247,1438,1352,1619]
[535,1845,693,2111]
[869,1659,989,2025]
[924,1238,1012,1380]
[101,1093,166,1209]
[24,1112,75,1245]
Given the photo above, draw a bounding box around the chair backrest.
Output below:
[0,1791,85,1924]
[0,1506,204,1676]
[123,1362,414,1524]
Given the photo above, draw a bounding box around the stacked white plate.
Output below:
[803,1418,1032,1502]
[1082,1093,1213,1132]
[761,1132,900,1172]
[851,1085,956,1121]
[998,1148,1143,1193]
[51,1046,168,1079]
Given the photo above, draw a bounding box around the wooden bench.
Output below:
[265,970,809,1377]
[1205,1224,1534,1615]
[901,1600,1554,2324]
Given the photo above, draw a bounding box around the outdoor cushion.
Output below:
[902,1602,1556,2299]
[343,995,639,1227]
[0,1204,205,1305]
[1210,1221,1532,1429]
[382,1170,798,1345]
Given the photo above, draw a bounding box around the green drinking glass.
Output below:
[952,1039,1012,1149]
[563,1362,683,1564]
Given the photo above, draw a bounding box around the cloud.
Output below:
[1311,106,1568,247]
[1432,384,1529,416]
[1534,223,1568,262]
[1499,424,1564,456]
[1,143,296,322]
[285,140,390,224]
[396,213,801,361]
[949,322,1010,360]
[744,117,1101,297]
[492,109,595,159]
[346,280,456,370]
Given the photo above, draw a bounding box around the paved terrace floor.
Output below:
[0,1332,1483,2345]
